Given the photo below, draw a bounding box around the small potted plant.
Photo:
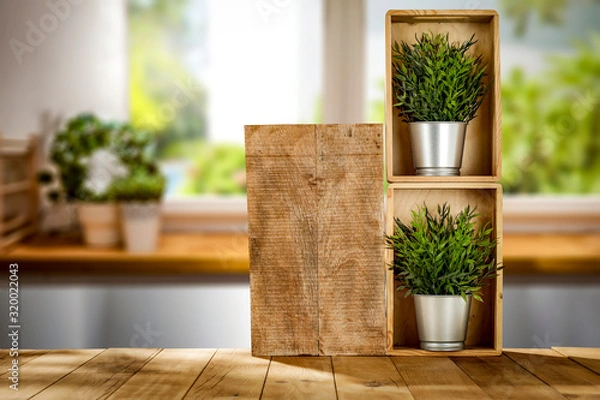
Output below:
[39,114,127,247]
[112,167,166,253]
[385,203,501,351]
[391,32,490,176]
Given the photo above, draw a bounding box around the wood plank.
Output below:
[317,124,386,355]
[553,347,600,375]
[453,355,565,399]
[506,349,600,398]
[262,357,336,400]
[107,349,215,400]
[246,125,319,356]
[184,348,270,399]
[332,356,413,399]
[31,348,160,400]
[0,350,48,381]
[391,357,491,399]
[0,349,103,399]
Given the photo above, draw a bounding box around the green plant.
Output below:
[39,114,163,202]
[112,168,166,202]
[391,32,490,123]
[39,113,115,202]
[385,203,500,302]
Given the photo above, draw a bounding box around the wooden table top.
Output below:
[1,347,599,399]
[1,232,599,275]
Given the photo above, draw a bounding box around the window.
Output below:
[128,0,323,197]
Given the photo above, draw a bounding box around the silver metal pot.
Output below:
[414,294,472,351]
[408,122,467,176]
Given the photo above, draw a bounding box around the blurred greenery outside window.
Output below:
[130,0,599,198]
[128,0,322,197]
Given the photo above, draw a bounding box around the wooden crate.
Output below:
[0,135,39,252]
[386,183,503,356]
[246,124,386,356]
[384,10,501,182]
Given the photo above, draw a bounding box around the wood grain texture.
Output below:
[387,183,503,354]
[391,357,491,399]
[332,356,413,399]
[106,349,214,400]
[553,347,600,375]
[8,348,600,398]
[262,357,336,400]
[317,124,386,355]
[0,349,103,400]
[247,125,319,356]
[506,349,600,398]
[31,348,159,400]
[184,348,270,399]
[453,355,565,399]
[384,10,501,182]
[247,124,385,356]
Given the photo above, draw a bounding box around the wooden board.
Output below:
[384,10,501,182]
[107,349,215,399]
[246,124,319,356]
[452,355,565,399]
[553,346,600,374]
[246,124,386,356]
[386,183,503,355]
[262,357,336,400]
[506,349,600,398]
[391,357,491,399]
[332,356,413,399]
[184,348,270,399]
[316,125,386,355]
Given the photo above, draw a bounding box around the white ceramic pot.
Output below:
[76,202,121,247]
[120,202,161,253]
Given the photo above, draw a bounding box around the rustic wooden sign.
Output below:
[246,124,386,356]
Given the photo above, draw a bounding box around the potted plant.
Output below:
[385,203,501,351]
[391,32,490,176]
[38,113,128,247]
[112,167,166,253]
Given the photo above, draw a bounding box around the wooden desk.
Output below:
[1,233,599,275]
[1,348,598,399]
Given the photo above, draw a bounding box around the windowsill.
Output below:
[1,232,599,275]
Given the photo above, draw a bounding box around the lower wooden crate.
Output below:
[386,183,503,356]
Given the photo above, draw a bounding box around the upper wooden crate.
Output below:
[386,182,503,356]
[385,10,501,182]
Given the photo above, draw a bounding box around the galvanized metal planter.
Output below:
[408,122,467,176]
[414,294,472,351]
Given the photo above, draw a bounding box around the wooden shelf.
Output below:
[386,183,503,355]
[0,232,598,275]
[385,10,501,181]
[0,233,249,275]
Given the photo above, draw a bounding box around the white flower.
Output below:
[83,149,128,196]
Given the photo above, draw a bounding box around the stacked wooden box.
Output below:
[384,10,503,356]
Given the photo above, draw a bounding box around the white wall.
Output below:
[0,0,128,139]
